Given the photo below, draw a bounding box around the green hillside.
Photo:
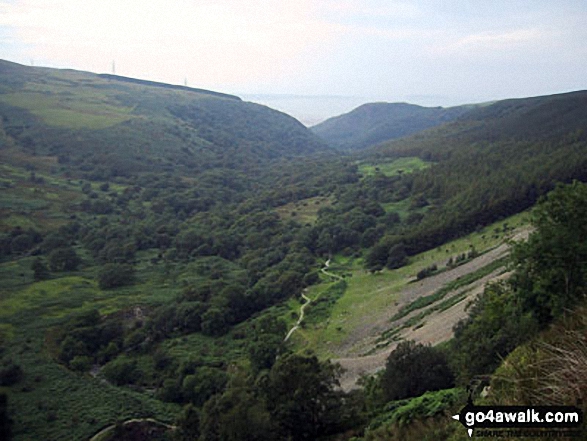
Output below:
[311,102,471,150]
[350,90,587,266]
[1,60,587,440]
[0,59,328,179]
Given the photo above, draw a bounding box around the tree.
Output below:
[101,357,140,386]
[31,258,50,281]
[175,404,200,441]
[265,354,343,440]
[200,387,275,441]
[98,263,135,289]
[0,393,12,441]
[201,308,228,337]
[386,243,408,269]
[381,340,454,401]
[182,367,227,406]
[365,242,389,272]
[511,181,587,323]
[0,361,23,386]
[48,247,81,272]
[450,282,537,383]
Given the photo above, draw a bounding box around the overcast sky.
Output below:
[1,0,586,122]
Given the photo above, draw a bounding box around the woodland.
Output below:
[1,59,587,440]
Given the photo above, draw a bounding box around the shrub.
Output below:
[381,341,454,401]
[98,263,135,289]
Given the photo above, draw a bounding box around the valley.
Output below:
[1,60,587,441]
[286,213,530,390]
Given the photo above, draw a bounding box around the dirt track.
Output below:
[333,229,530,391]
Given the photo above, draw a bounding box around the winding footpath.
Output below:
[284,259,343,342]
[284,291,311,342]
[89,418,176,441]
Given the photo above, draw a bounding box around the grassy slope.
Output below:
[0,60,328,178]
[357,156,431,178]
[0,246,255,440]
[286,212,529,359]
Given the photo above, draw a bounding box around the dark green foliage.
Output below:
[98,263,135,289]
[200,308,229,337]
[199,387,274,441]
[247,316,287,373]
[1,227,42,257]
[264,353,344,440]
[312,102,469,150]
[450,281,538,383]
[56,309,123,369]
[102,356,141,386]
[69,355,93,372]
[31,257,50,281]
[48,247,81,272]
[381,341,454,401]
[181,367,227,407]
[416,263,437,280]
[147,302,205,340]
[386,243,408,269]
[510,181,587,323]
[175,404,200,441]
[0,360,24,386]
[0,393,12,441]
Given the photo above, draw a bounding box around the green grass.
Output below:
[4,326,179,441]
[304,280,347,326]
[274,196,332,225]
[0,91,134,129]
[382,198,413,218]
[289,211,529,357]
[358,157,431,178]
[366,388,465,432]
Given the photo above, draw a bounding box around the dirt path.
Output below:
[333,229,530,391]
[89,418,176,441]
[284,291,312,342]
[284,259,344,342]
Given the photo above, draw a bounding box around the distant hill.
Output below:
[373,90,587,159]
[360,90,587,257]
[311,102,471,150]
[0,59,328,179]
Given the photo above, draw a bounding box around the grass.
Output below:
[0,90,134,130]
[0,261,183,440]
[358,157,431,178]
[0,243,265,440]
[363,388,466,440]
[289,211,529,358]
[274,196,332,225]
[0,160,84,232]
[4,326,179,441]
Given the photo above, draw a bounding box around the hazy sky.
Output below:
[1,0,587,122]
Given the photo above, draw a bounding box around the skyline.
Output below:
[1,0,587,123]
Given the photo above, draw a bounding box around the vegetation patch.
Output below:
[274,196,332,225]
[358,157,431,178]
[391,256,509,322]
[0,92,134,130]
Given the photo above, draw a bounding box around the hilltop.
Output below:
[0,59,328,180]
[311,102,470,150]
